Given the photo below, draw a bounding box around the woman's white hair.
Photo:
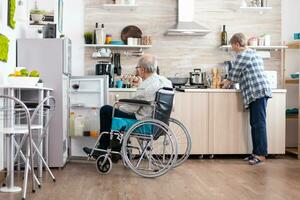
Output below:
[138,54,158,73]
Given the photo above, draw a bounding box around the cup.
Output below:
[127,37,134,45]
[133,38,138,46]
[116,80,123,88]
[115,0,125,4]
[264,35,271,46]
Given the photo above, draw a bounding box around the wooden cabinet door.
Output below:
[208,93,250,154]
[265,93,286,154]
[172,93,209,154]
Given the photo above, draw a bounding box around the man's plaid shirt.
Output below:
[228,48,272,108]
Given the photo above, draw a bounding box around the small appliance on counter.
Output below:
[43,24,57,38]
[95,61,114,87]
[189,68,207,86]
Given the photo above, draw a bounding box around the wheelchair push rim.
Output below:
[122,119,178,178]
[169,118,192,168]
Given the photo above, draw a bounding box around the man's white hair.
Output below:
[138,54,158,73]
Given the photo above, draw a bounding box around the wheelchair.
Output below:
[88,87,191,178]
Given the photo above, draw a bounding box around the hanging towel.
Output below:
[0,34,10,63]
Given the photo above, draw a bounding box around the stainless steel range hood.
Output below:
[166,0,211,36]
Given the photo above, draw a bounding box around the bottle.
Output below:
[89,108,99,138]
[74,114,84,136]
[97,24,105,44]
[69,112,75,136]
[94,23,98,44]
[221,25,227,46]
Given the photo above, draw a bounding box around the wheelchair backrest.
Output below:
[153,87,174,125]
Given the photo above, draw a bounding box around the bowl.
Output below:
[110,41,124,45]
[7,77,40,86]
[290,73,300,79]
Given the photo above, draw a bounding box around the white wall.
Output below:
[282,0,300,147]
[0,0,84,169]
[282,0,300,109]
[63,0,84,76]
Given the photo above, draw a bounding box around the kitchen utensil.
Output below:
[95,61,114,87]
[189,69,206,85]
[113,53,122,76]
[43,24,56,38]
[167,77,189,86]
[121,25,143,44]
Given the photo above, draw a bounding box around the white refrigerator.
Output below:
[17,39,71,167]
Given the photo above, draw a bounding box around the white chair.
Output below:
[14,96,56,186]
[0,95,37,200]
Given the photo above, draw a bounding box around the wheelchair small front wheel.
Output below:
[96,155,112,175]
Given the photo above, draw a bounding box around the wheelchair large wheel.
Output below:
[122,119,178,178]
[169,118,192,167]
[96,155,112,175]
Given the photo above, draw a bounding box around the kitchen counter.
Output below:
[177,89,287,93]
[108,88,286,155]
[108,88,137,92]
[108,88,286,93]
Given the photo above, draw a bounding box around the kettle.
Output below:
[189,69,206,85]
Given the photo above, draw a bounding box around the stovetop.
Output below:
[175,84,207,92]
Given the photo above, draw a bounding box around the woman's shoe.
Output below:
[248,156,265,165]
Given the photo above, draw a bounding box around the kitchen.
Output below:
[0,0,300,200]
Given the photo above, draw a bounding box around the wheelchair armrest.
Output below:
[118,99,152,106]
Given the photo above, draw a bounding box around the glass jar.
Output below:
[105,34,112,44]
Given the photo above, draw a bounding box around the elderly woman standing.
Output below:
[221,33,272,165]
[83,54,172,160]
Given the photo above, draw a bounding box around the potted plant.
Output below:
[30,9,46,23]
[84,32,93,44]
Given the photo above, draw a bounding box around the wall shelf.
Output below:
[285,79,299,84]
[287,41,300,49]
[220,45,288,51]
[84,44,151,49]
[103,4,137,11]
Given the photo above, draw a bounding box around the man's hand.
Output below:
[130,76,143,87]
[220,79,232,89]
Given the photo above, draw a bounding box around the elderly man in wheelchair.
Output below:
[83,54,191,178]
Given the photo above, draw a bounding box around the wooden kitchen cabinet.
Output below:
[265,93,286,154]
[208,93,250,154]
[171,93,209,154]
[208,91,286,155]
[108,90,286,155]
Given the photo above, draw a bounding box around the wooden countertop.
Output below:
[108,88,286,93]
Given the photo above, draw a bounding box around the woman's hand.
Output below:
[221,79,232,89]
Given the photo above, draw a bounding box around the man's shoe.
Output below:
[83,147,103,159]
[111,154,122,164]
